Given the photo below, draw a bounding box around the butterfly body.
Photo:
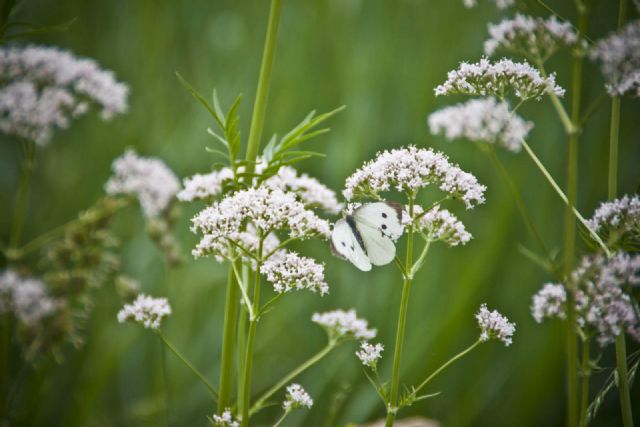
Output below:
[331,202,404,271]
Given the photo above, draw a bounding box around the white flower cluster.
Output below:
[484,14,586,59]
[463,0,514,9]
[476,304,516,346]
[211,409,239,427]
[177,168,235,202]
[586,194,640,239]
[117,294,172,330]
[260,251,329,295]
[0,45,128,145]
[410,205,472,246]
[264,166,342,214]
[191,187,330,259]
[428,97,532,152]
[105,150,180,218]
[0,270,62,326]
[311,309,377,341]
[434,57,565,100]
[531,283,567,323]
[355,341,384,369]
[283,383,314,411]
[343,146,486,209]
[590,20,640,96]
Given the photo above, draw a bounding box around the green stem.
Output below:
[0,314,11,418]
[609,98,621,200]
[272,410,290,427]
[250,342,336,416]
[218,263,240,412]
[160,339,173,426]
[243,0,283,173]
[615,335,634,427]
[413,339,482,395]
[9,140,35,252]
[157,332,218,400]
[579,338,590,427]
[385,197,415,427]
[237,264,250,407]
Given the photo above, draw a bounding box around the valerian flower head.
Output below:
[190,187,330,260]
[356,341,384,369]
[463,0,514,9]
[283,383,313,411]
[0,45,128,145]
[211,409,239,427]
[434,57,565,100]
[476,304,516,346]
[264,166,342,214]
[0,270,63,326]
[531,283,567,323]
[117,294,172,330]
[343,146,486,209]
[484,14,586,59]
[590,20,640,96]
[177,168,235,202]
[409,205,472,246]
[311,309,377,341]
[586,194,640,246]
[260,251,329,295]
[428,97,532,152]
[105,150,180,218]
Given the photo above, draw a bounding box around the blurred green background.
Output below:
[1,0,639,426]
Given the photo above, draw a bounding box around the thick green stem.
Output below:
[9,140,35,252]
[157,332,218,400]
[0,314,10,418]
[250,342,335,416]
[385,197,415,427]
[413,339,482,395]
[579,339,590,427]
[218,264,240,412]
[608,98,621,199]
[615,335,634,427]
[236,266,249,407]
[243,0,283,173]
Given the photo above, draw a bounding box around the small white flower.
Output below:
[177,168,235,202]
[0,270,62,326]
[531,283,567,323]
[476,304,516,346]
[311,309,377,341]
[264,166,342,214]
[117,294,171,330]
[211,409,239,427]
[343,145,486,209]
[283,383,313,411]
[434,57,565,100]
[0,45,128,145]
[586,194,640,242]
[428,97,532,152]
[105,150,180,218]
[261,251,329,295]
[463,0,514,9]
[484,14,586,59]
[414,205,472,246]
[356,341,384,368]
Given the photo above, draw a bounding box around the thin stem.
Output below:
[520,141,610,257]
[0,314,11,419]
[615,335,635,427]
[273,410,290,427]
[409,239,430,279]
[236,265,249,407]
[218,263,240,412]
[160,339,173,426]
[413,339,482,395]
[579,338,590,427]
[157,332,218,400]
[385,196,415,427]
[9,140,35,252]
[243,0,283,174]
[231,260,255,319]
[250,342,336,416]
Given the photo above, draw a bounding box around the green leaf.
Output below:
[175,72,225,129]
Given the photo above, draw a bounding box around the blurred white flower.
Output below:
[211,409,239,427]
[105,150,180,218]
[476,304,515,346]
[411,205,472,246]
[177,168,235,202]
[463,0,514,9]
[0,270,62,326]
[343,146,486,209]
[531,283,567,323]
[428,97,531,152]
[311,308,377,341]
[283,383,313,411]
[586,194,640,242]
[261,251,328,295]
[435,57,565,100]
[117,294,172,330]
[0,45,128,144]
[356,341,384,368]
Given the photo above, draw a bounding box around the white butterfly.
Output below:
[330,202,404,271]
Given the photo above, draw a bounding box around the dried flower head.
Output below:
[590,20,640,96]
[105,150,180,218]
[311,309,377,341]
[191,187,330,260]
[434,57,565,100]
[264,166,342,214]
[463,0,514,9]
[476,304,516,346]
[177,168,235,202]
[428,97,531,152]
[484,14,586,59]
[356,341,384,369]
[117,294,172,330]
[587,195,640,247]
[0,45,128,144]
[211,409,239,427]
[343,146,486,209]
[531,283,567,323]
[410,205,472,246]
[0,270,62,326]
[260,251,329,295]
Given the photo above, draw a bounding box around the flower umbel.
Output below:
[356,341,384,369]
[264,166,342,214]
[211,409,239,427]
[531,283,567,323]
[0,270,62,326]
[260,251,329,295]
[476,304,516,346]
[177,168,235,202]
[586,194,640,247]
[117,294,172,330]
[311,309,377,341]
[282,383,313,411]
[411,205,472,246]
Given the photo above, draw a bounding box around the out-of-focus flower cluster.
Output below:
[356,341,384,369]
[210,409,239,427]
[463,0,514,10]
[587,194,640,248]
[282,383,313,411]
[311,309,377,341]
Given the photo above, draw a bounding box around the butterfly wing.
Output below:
[353,202,404,266]
[330,219,372,271]
[355,221,397,266]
